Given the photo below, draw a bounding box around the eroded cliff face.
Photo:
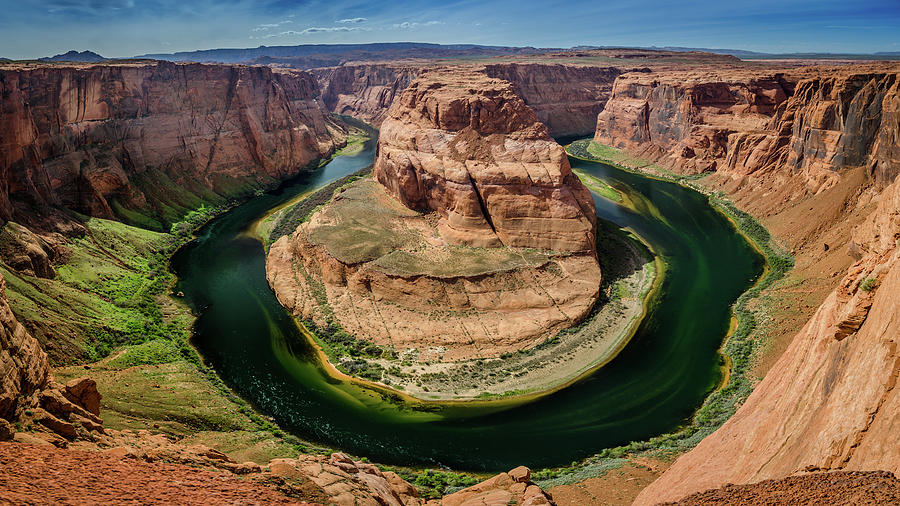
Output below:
[268,68,601,362]
[635,128,900,506]
[483,63,621,138]
[595,67,900,194]
[374,68,597,252]
[313,64,418,126]
[0,278,50,420]
[313,62,620,138]
[0,61,344,227]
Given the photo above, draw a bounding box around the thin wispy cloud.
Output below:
[256,25,371,39]
[392,20,443,29]
[252,20,293,32]
[336,17,367,24]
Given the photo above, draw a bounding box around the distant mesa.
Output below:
[38,50,106,62]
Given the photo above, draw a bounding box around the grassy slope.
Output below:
[2,216,318,464]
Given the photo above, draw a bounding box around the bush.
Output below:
[861,277,877,292]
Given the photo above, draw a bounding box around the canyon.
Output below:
[0,49,899,505]
[267,67,605,397]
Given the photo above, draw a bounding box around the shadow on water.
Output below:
[171,136,764,472]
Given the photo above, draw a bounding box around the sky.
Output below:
[1,0,899,59]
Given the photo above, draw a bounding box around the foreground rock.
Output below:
[268,68,601,368]
[669,470,900,505]
[0,439,554,506]
[441,466,552,506]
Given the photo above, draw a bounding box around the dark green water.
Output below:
[171,137,763,472]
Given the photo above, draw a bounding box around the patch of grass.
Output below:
[105,339,182,368]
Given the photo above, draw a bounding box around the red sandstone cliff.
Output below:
[482,63,621,138]
[313,63,620,138]
[0,61,344,227]
[374,68,597,252]
[595,67,900,193]
[636,166,900,504]
[313,64,418,126]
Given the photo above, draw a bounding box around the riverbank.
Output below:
[531,139,792,490]
[263,170,660,402]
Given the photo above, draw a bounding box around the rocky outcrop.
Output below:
[0,61,345,227]
[635,170,900,504]
[0,278,50,420]
[595,69,797,175]
[374,68,597,252]
[595,66,900,192]
[0,438,555,505]
[483,63,621,137]
[269,68,601,364]
[314,64,418,126]
[440,466,553,506]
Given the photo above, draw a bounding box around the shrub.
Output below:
[861,277,877,292]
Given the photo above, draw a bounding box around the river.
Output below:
[170,136,763,471]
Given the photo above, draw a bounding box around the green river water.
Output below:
[171,136,763,471]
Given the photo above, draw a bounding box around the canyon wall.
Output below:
[636,169,900,505]
[313,64,418,126]
[482,63,621,138]
[595,68,900,192]
[314,62,619,137]
[0,61,344,228]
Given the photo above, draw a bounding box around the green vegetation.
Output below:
[861,277,878,292]
[568,139,706,183]
[266,167,373,246]
[384,468,480,499]
[573,168,623,202]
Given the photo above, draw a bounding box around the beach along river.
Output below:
[170,136,763,471]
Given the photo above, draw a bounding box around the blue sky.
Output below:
[1,0,898,59]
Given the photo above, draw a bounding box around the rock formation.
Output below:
[314,62,620,137]
[268,68,601,362]
[314,64,418,126]
[595,66,900,194]
[635,113,900,505]
[374,68,597,252]
[482,63,621,138]
[0,61,345,227]
[0,278,50,420]
[0,276,102,443]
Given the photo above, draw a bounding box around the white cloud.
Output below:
[392,20,443,29]
[252,19,293,32]
[256,26,371,39]
[336,17,367,24]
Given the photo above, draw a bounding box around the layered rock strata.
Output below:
[374,68,597,252]
[314,62,620,137]
[595,67,900,193]
[482,63,621,137]
[0,61,344,226]
[314,64,418,126]
[269,69,600,361]
[635,138,900,505]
